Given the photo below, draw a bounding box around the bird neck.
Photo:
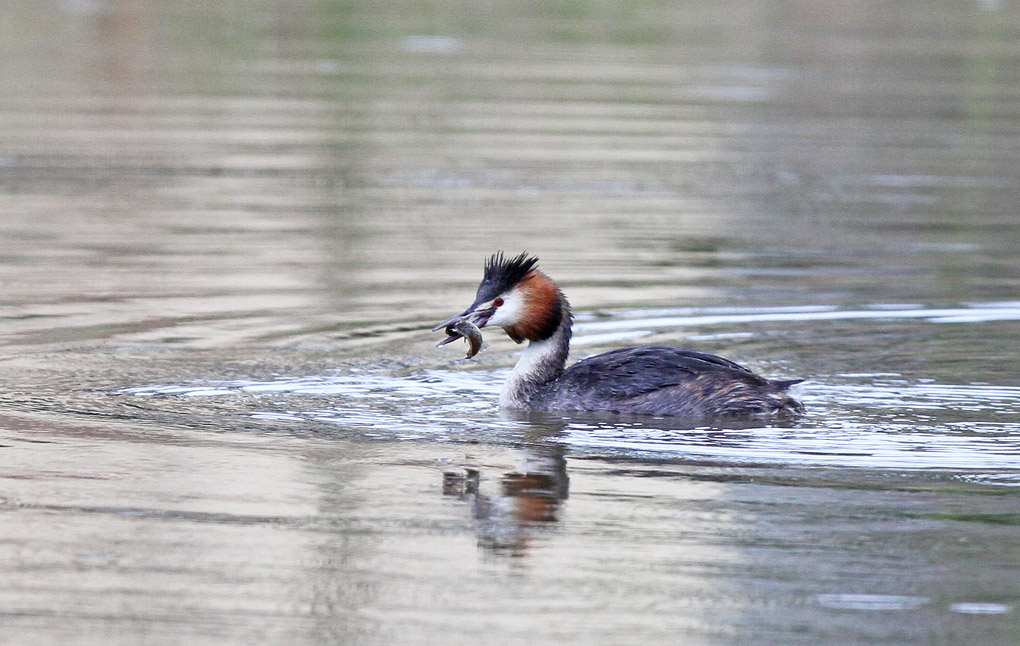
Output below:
[500,302,572,408]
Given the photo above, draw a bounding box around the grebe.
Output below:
[435,252,803,418]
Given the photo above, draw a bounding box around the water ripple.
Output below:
[114,302,1020,472]
[117,371,1020,472]
[575,302,1020,334]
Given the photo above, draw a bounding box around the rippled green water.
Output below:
[2,1,1020,644]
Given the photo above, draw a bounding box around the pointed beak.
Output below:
[432,303,495,333]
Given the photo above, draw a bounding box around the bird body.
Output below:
[435,253,802,418]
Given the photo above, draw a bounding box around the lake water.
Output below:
[2,1,1020,644]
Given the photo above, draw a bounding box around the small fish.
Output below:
[436,319,485,359]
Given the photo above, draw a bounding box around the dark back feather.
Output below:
[539,346,802,417]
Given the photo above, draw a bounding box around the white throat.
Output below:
[499,325,571,409]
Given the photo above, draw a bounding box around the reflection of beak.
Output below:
[432,304,496,333]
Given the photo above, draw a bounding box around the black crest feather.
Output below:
[476,252,538,302]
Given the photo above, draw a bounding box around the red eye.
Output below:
[494,298,504,307]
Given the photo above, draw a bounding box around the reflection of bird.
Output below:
[436,252,802,417]
[443,444,569,558]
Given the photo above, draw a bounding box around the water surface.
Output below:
[2,1,1020,644]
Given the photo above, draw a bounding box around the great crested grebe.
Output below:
[435,252,803,418]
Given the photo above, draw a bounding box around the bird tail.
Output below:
[771,378,804,391]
